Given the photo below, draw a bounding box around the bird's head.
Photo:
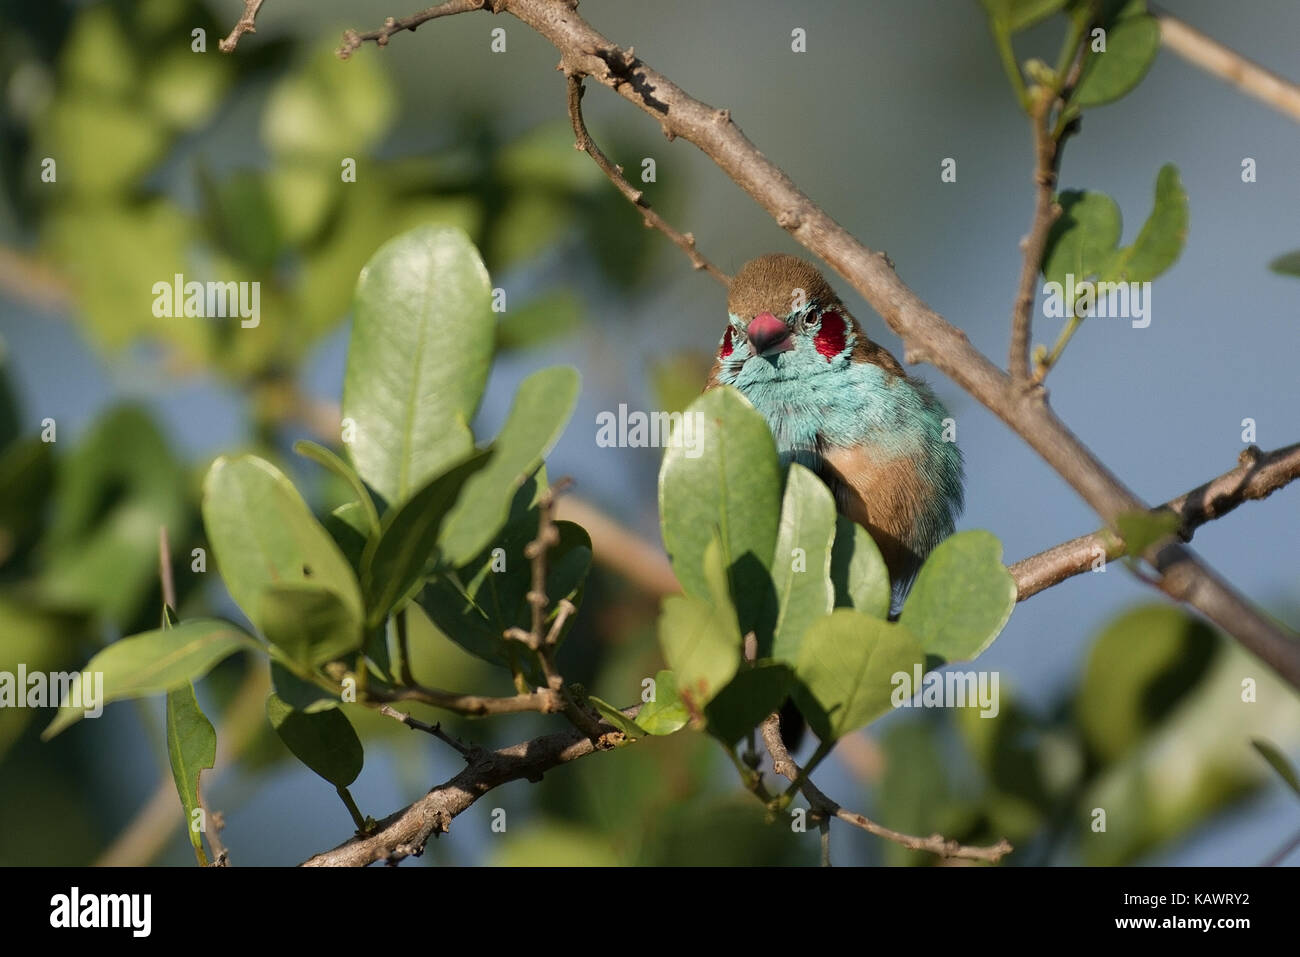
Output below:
[714,254,858,385]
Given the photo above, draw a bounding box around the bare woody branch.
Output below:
[759,715,1013,864]
[302,709,633,866]
[337,0,491,59]
[566,73,730,286]
[218,0,266,53]
[1012,443,1300,600]
[1151,4,1300,124]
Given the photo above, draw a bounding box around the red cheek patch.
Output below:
[719,326,734,359]
[814,310,846,359]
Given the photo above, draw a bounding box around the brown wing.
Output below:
[820,443,928,589]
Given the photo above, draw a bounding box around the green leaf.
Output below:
[1252,739,1300,799]
[1076,604,1217,763]
[705,662,794,746]
[1113,508,1181,556]
[361,450,491,624]
[793,610,926,742]
[165,682,216,865]
[1268,250,1300,277]
[769,465,836,663]
[294,440,380,538]
[43,619,257,739]
[270,661,339,713]
[438,366,580,565]
[829,515,892,620]
[1074,15,1160,108]
[635,670,690,736]
[658,595,742,712]
[1042,191,1122,289]
[981,0,1067,31]
[260,582,363,668]
[202,455,363,636]
[658,387,782,641]
[587,696,643,737]
[266,692,363,789]
[41,406,188,625]
[418,517,590,673]
[197,168,283,273]
[898,530,1017,663]
[342,225,494,504]
[1104,165,1189,283]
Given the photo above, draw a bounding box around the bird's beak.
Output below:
[746,312,793,356]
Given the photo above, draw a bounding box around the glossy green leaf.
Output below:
[770,465,836,663]
[658,595,742,712]
[705,662,794,746]
[342,225,493,504]
[361,450,491,624]
[419,517,590,673]
[294,440,380,538]
[635,670,690,736]
[898,530,1017,663]
[1074,14,1159,108]
[270,661,339,713]
[42,620,258,739]
[266,692,363,789]
[1103,165,1189,283]
[829,515,892,620]
[1042,191,1122,289]
[587,696,643,737]
[438,366,580,565]
[202,454,363,635]
[165,682,216,865]
[260,582,363,668]
[793,609,926,742]
[659,387,781,640]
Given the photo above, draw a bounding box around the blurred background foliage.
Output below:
[0,0,1296,865]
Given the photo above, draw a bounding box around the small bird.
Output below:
[706,253,964,607]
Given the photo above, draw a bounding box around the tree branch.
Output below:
[302,709,634,865]
[1151,4,1300,124]
[565,73,730,286]
[1012,443,1300,600]
[759,715,1012,864]
[337,0,490,59]
[218,0,266,53]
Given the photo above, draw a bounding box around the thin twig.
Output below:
[378,704,477,759]
[1012,443,1300,599]
[566,73,730,286]
[1263,829,1300,867]
[304,704,638,865]
[759,715,1013,863]
[337,0,490,59]
[158,526,176,612]
[218,0,266,53]
[1151,3,1300,124]
[366,682,563,716]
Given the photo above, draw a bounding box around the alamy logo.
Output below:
[151,274,260,328]
[890,665,1000,718]
[49,888,151,937]
[595,404,705,458]
[1042,273,1152,328]
[0,667,103,718]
